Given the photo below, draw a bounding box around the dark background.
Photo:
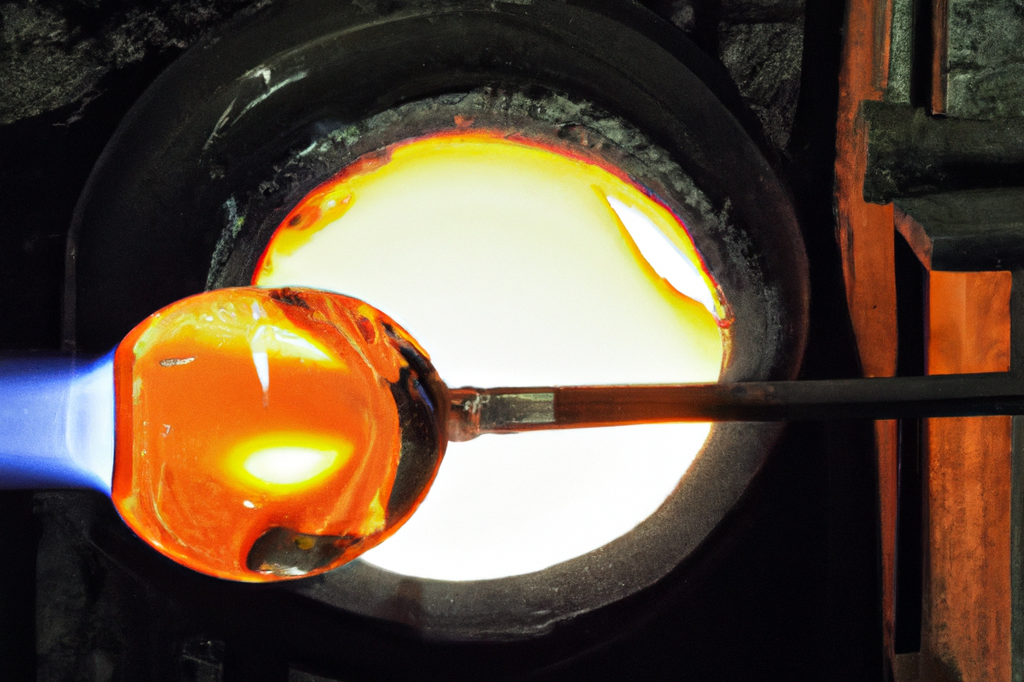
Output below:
[0,1,885,680]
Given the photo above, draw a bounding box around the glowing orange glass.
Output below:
[112,287,445,581]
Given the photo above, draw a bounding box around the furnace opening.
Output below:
[254,131,727,581]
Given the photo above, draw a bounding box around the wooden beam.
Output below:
[921,270,1012,682]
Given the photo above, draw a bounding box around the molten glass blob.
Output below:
[255,131,727,581]
[111,287,445,581]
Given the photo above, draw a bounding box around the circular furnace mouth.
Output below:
[67,0,808,645]
[245,106,728,584]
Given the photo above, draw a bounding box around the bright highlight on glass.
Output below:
[255,130,727,581]
[226,432,354,492]
[242,447,341,487]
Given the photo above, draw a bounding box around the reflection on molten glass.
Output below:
[230,437,349,490]
[255,131,726,581]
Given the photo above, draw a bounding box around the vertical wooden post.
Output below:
[836,0,898,381]
[836,0,899,668]
[920,270,1012,682]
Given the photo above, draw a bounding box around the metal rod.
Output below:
[447,372,1024,441]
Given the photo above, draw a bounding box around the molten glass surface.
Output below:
[112,287,444,581]
[255,131,726,581]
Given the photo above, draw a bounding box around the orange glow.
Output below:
[254,131,726,581]
[112,287,440,581]
[922,270,1012,682]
